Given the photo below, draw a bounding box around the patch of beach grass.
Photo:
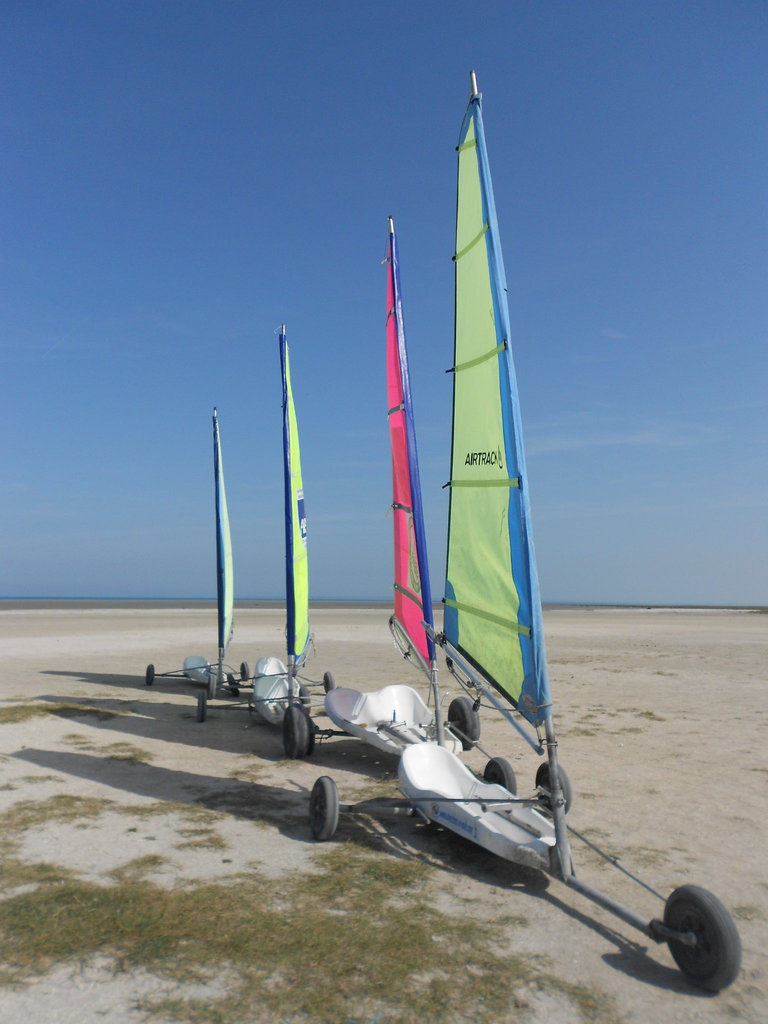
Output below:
[0,701,123,725]
[175,827,227,851]
[0,857,74,894]
[60,734,154,762]
[617,708,666,721]
[108,855,171,884]
[227,757,266,783]
[0,794,115,834]
[0,840,618,1023]
[115,801,224,825]
[101,741,154,763]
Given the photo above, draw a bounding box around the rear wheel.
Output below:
[483,757,517,794]
[240,661,251,681]
[283,703,314,758]
[309,776,339,841]
[299,683,312,708]
[447,696,481,750]
[535,762,573,814]
[196,690,207,723]
[664,885,741,992]
[323,671,336,692]
[145,664,154,686]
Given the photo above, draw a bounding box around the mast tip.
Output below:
[469,70,479,98]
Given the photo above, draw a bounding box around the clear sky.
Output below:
[2,1,766,605]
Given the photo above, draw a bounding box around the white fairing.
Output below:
[325,684,460,755]
[183,655,213,686]
[250,656,290,725]
[398,744,555,872]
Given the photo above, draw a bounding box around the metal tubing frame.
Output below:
[426,625,543,754]
[424,627,678,944]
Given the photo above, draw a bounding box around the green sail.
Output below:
[444,89,550,725]
[280,330,310,665]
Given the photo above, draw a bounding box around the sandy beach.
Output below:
[0,602,765,1023]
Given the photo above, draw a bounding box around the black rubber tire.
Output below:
[309,776,339,841]
[323,671,336,692]
[196,690,207,723]
[240,661,250,681]
[535,761,573,814]
[663,885,741,992]
[145,664,154,686]
[447,696,481,750]
[283,703,313,759]
[483,757,517,794]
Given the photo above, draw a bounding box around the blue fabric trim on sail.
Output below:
[463,90,550,723]
[391,226,436,663]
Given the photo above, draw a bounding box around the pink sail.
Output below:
[387,227,432,667]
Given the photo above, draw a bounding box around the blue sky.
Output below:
[2,1,766,605]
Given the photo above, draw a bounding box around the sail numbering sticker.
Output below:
[297,490,307,548]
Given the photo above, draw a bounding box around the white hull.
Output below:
[249,656,290,725]
[183,655,218,688]
[398,744,555,872]
[325,685,460,755]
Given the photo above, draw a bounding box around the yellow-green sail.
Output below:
[444,81,550,726]
[280,327,310,666]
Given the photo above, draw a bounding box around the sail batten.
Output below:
[444,79,550,726]
[280,329,310,668]
[387,220,435,670]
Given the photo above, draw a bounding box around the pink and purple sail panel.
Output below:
[386,219,435,667]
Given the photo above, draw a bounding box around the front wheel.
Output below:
[309,776,339,841]
[447,696,481,750]
[483,757,517,794]
[664,885,741,992]
[145,664,155,686]
[283,703,314,759]
[535,761,573,814]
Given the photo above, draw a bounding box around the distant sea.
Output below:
[1,598,763,611]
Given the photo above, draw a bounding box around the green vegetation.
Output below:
[59,734,154,762]
[0,788,619,1023]
[175,826,227,851]
[0,794,115,835]
[0,701,124,725]
[0,786,621,1022]
[0,840,617,1023]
